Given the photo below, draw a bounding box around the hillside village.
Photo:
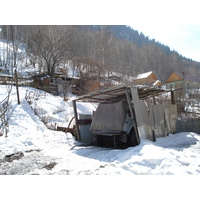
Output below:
[1,25,200,176]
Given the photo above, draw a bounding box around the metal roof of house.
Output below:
[175,72,200,83]
[74,85,169,103]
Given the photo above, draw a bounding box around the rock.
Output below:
[4,152,24,162]
[43,162,57,170]
[25,149,41,153]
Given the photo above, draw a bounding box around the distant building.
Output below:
[31,73,73,94]
[133,71,162,86]
[165,72,200,90]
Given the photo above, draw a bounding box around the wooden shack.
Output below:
[133,71,162,86]
[31,73,72,94]
[72,85,177,146]
[32,73,50,87]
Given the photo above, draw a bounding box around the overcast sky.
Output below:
[129,25,200,62]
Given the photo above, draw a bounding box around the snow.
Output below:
[153,79,161,85]
[136,71,153,79]
[1,84,200,177]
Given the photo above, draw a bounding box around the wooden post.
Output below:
[152,92,156,142]
[125,88,140,144]
[72,100,81,142]
[153,92,156,105]
[171,90,175,105]
[14,69,20,105]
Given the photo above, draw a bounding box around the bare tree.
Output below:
[0,85,12,137]
[29,25,74,76]
[94,26,113,80]
[10,25,19,71]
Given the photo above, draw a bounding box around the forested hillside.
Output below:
[1,25,200,83]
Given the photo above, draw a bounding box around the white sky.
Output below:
[129,25,200,62]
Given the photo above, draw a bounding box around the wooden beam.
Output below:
[153,92,156,105]
[76,86,127,102]
[14,69,20,105]
[171,90,175,105]
[72,100,81,142]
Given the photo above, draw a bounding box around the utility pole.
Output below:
[14,69,20,105]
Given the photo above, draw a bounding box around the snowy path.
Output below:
[1,132,200,175]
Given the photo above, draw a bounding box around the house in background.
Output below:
[165,72,200,90]
[31,73,73,94]
[133,71,162,86]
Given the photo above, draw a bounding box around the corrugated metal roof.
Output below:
[175,72,200,83]
[75,85,168,103]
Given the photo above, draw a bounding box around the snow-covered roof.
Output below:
[153,80,162,86]
[136,71,153,79]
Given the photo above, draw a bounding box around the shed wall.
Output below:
[131,88,177,141]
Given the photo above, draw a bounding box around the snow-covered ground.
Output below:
[1,85,200,176]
